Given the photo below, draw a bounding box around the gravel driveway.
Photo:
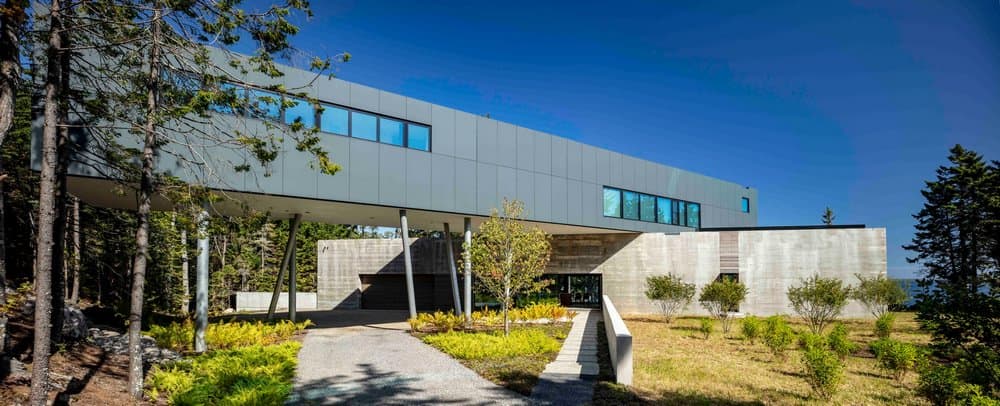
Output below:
[287,310,527,405]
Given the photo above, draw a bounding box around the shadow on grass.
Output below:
[593,381,767,406]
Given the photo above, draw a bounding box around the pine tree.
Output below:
[822,207,835,225]
[904,144,1000,394]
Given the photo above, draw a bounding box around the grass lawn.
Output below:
[417,323,572,395]
[595,313,931,405]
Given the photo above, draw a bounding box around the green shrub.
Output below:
[698,278,748,333]
[852,274,907,318]
[741,315,762,344]
[147,319,312,352]
[409,311,465,333]
[798,332,827,351]
[870,338,919,380]
[786,274,851,334]
[827,323,857,359]
[146,340,301,405]
[918,363,1000,406]
[875,312,896,339]
[762,315,795,360]
[801,346,844,399]
[645,274,696,322]
[421,328,561,359]
[698,318,714,339]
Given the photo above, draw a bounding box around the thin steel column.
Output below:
[444,223,462,315]
[194,210,209,353]
[268,213,302,320]
[463,217,472,321]
[400,210,417,319]
[289,235,297,323]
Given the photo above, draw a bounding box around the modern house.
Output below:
[34,49,886,318]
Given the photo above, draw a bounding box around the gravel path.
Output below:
[287,310,528,405]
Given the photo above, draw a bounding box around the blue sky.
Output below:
[277,1,999,278]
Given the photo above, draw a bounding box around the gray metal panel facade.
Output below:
[49,50,758,232]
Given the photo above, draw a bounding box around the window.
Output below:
[408,123,430,151]
[209,82,244,115]
[677,201,687,226]
[247,88,281,120]
[319,104,349,135]
[687,202,700,228]
[603,187,621,217]
[741,197,750,213]
[656,197,672,224]
[284,97,315,128]
[640,194,656,222]
[379,117,405,146]
[671,200,680,225]
[622,191,639,220]
[351,111,377,141]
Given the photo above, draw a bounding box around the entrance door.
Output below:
[546,274,601,308]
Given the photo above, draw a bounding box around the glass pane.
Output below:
[657,197,672,224]
[351,111,377,141]
[284,97,315,128]
[671,200,680,225]
[380,118,405,146]
[319,105,349,135]
[687,202,700,228]
[603,187,621,217]
[678,201,687,226]
[741,197,750,213]
[209,82,244,115]
[640,194,656,222]
[408,124,430,151]
[622,191,639,220]
[247,88,281,120]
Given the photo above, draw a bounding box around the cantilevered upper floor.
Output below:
[35,49,757,233]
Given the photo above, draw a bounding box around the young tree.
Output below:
[904,145,1000,394]
[787,274,851,334]
[698,278,747,333]
[644,274,695,322]
[822,207,835,225]
[465,199,551,335]
[851,274,906,318]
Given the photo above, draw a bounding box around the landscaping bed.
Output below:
[593,313,932,405]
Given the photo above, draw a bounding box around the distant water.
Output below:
[893,279,923,307]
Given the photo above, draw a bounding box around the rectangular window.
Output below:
[247,88,281,120]
[671,200,680,225]
[209,82,244,115]
[640,194,656,222]
[603,187,621,217]
[687,202,700,228]
[284,97,315,128]
[677,201,687,226]
[656,197,672,224]
[741,197,750,213]
[351,111,377,141]
[379,117,405,146]
[319,104,349,135]
[622,191,639,220]
[408,123,430,151]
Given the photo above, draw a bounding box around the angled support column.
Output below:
[194,210,210,353]
[463,217,472,322]
[444,223,462,316]
[400,210,417,319]
[268,213,302,320]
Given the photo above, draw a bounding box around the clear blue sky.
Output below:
[277,1,999,278]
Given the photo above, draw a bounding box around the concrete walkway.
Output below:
[286,309,527,405]
[530,309,601,405]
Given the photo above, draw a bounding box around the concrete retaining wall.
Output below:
[235,292,317,312]
[602,295,633,385]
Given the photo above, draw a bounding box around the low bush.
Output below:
[827,323,858,359]
[645,274,696,322]
[509,303,572,322]
[918,362,999,406]
[147,319,312,352]
[870,338,920,380]
[875,312,895,339]
[421,328,561,360]
[798,332,827,352]
[146,340,301,405]
[409,311,465,333]
[801,345,844,400]
[698,318,714,339]
[741,315,762,344]
[762,315,795,360]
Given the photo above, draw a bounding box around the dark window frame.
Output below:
[741,197,750,213]
[601,185,701,229]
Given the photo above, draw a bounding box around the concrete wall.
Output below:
[235,292,317,312]
[317,228,886,318]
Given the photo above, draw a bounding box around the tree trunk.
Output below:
[181,228,188,315]
[127,4,162,399]
[49,7,74,343]
[69,196,80,303]
[30,0,64,403]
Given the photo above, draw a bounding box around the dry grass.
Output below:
[613,313,931,405]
